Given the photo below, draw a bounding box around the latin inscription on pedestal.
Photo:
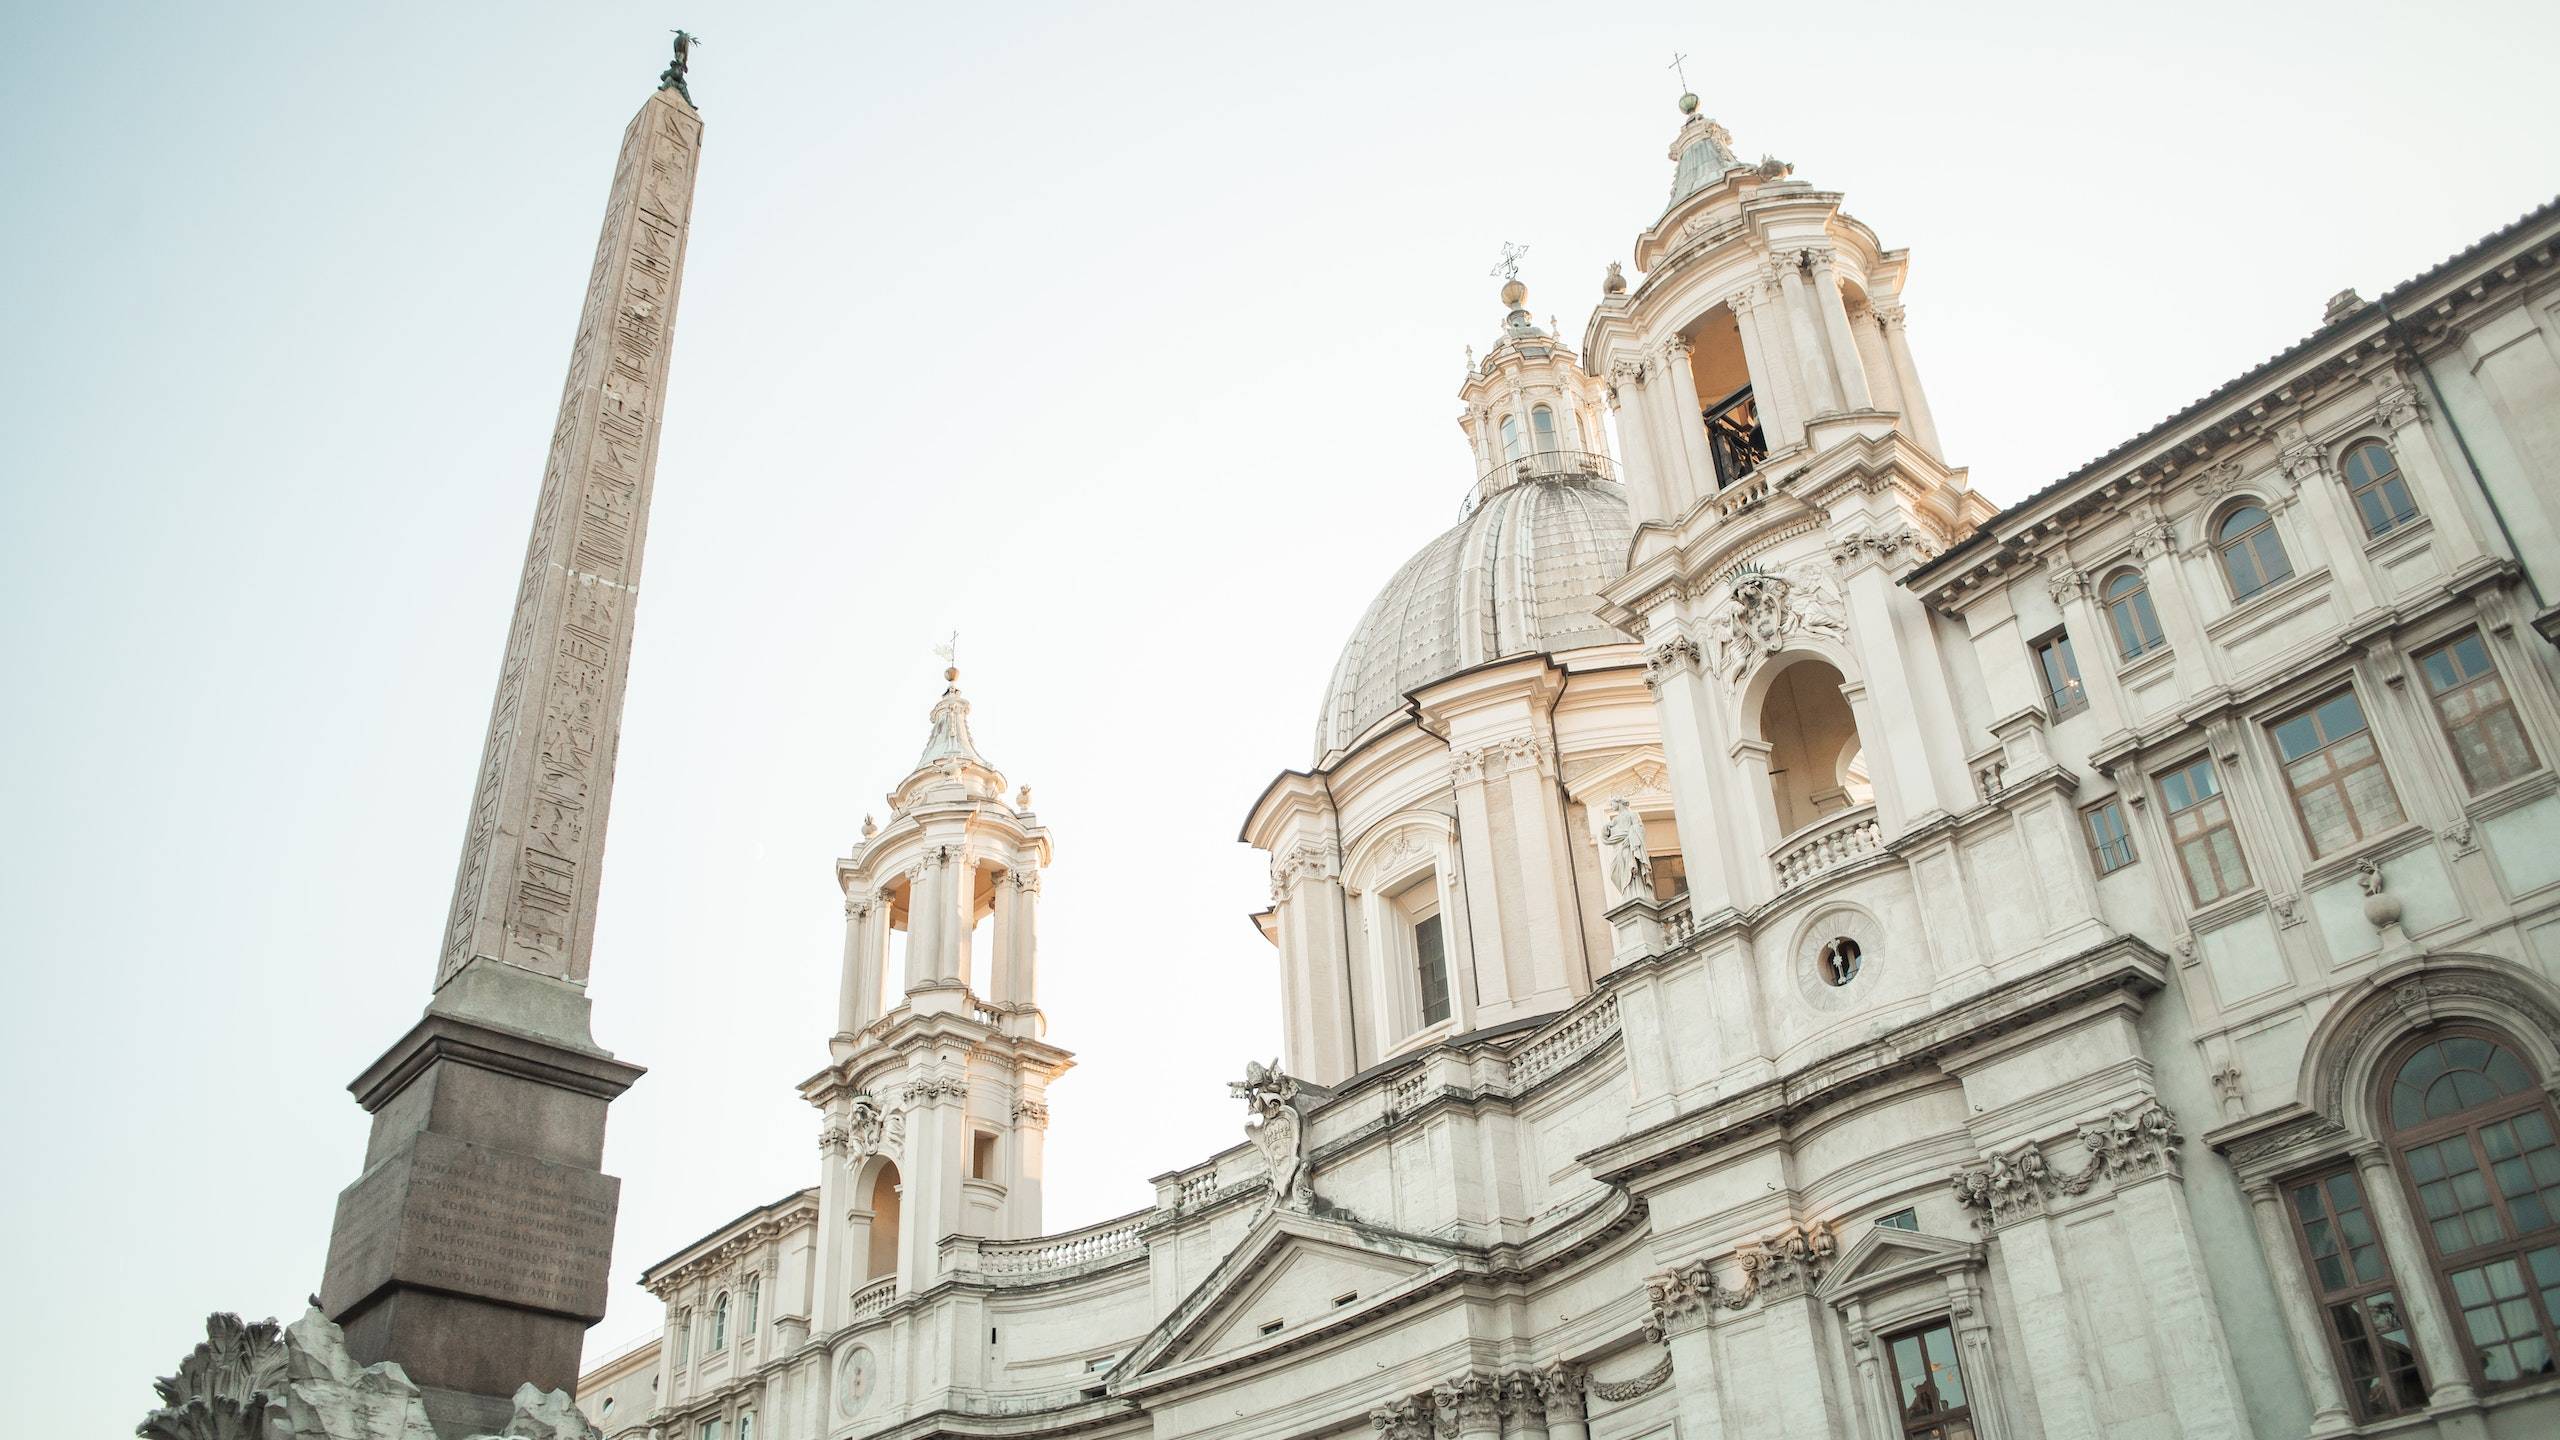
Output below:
[324,1130,619,1322]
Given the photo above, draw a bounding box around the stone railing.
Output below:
[979,1212,1147,1279]
[1711,468,1775,519]
[1510,991,1622,1089]
[1771,805,1883,890]
[849,1277,898,1322]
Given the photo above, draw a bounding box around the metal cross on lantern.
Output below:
[1490,242,1529,283]
[1668,51,1690,91]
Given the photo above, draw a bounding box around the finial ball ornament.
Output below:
[1679,91,1700,115]
[1500,278,1528,308]
[945,665,960,682]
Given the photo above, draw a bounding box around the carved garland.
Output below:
[1949,1099,2181,1229]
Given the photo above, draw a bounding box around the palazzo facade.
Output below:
[578,98,2560,1440]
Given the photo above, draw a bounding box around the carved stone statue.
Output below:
[847,1091,885,1155]
[1229,1058,1313,1208]
[1601,797,1653,901]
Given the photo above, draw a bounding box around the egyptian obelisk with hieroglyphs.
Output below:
[319,48,702,1438]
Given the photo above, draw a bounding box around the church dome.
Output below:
[1314,474,1634,761]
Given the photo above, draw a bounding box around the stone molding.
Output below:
[1949,1099,2181,1229]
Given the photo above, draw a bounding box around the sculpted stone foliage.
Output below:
[1377,1368,1583,1440]
[1951,1099,2181,1228]
[138,1313,290,1440]
[135,1305,594,1440]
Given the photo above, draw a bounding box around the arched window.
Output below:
[2386,1029,2560,1390]
[744,1275,760,1336]
[2342,441,2419,538]
[2101,570,2165,660]
[1531,405,1559,453]
[2215,504,2293,601]
[710,1292,729,1352]
[1499,415,1523,462]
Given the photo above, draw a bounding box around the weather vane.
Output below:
[1490,242,1529,284]
[934,630,959,674]
[1668,51,1690,92]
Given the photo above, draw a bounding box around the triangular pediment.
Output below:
[1113,1207,1473,1388]
[1814,1226,1982,1307]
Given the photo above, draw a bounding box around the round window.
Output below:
[1819,937,1862,987]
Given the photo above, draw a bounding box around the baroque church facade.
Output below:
[577,98,2560,1440]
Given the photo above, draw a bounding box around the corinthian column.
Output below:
[1662,336,1715,507]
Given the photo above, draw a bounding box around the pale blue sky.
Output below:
[5,2,2556,1430]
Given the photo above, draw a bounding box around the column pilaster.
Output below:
[1777,256,1844,413]
[2352,1144,2482,1411]
[2244,1181,2356,1435]
[1662,336,1715,511]
[1874,303,1942,458]
[1803,246,1873,411]
[1607,364,1671,523]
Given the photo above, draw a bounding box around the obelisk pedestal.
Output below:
[319,73,702,1439]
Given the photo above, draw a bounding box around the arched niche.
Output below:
[1745,653,1874,836]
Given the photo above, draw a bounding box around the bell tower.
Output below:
[1589,93,1997,930]
[802,668,1071,1334]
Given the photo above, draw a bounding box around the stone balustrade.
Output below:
[978,1213,1147,1279]
[1510,992,1623,1089]
[848,1276,898,1322]
[1770,804,1883,889]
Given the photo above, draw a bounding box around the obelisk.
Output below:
[319,49,702,1438]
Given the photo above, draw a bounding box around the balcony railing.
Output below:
[1703,384,1769,490]
[1771,804,1882,890]
[1462,446,1618,516]
[849,1276,898,1322]
[979,1212,1147,1279]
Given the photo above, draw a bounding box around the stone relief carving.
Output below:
[2372,375,2423,430]
[1267,837,1341,906]
[1601,797,1653,901]
[2196,459,2249,501]
[902,1074,968,1105]
[1705,562,1849,681]
[1587,1353,1673,1401]
[1013,1099,1050,1127]
[2274,420,2323,490]
[1732,1217,1837,1302]
[2129,514,2178,563]
[138,1312,290,1440]
[1642,633,1702,690]
[1831,524,1941,573]
[1950,1099,2182,1229]
[138,1306,600,1440]
[1370,1394,1431,1440]
[1229,1059,1314,1209]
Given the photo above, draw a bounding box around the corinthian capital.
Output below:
[1869,301,1906,330]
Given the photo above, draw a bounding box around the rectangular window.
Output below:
[2082,799,2137,875]
[2270,689,2404,857]
[698,1421,725,1440]
[1414,913,1450,1026]
[2419,632,2539,793]
[2286,1167,2428,1420]
[1883,1320,1974,1438]
[2157,757,2252,905]
[1876,1207,1919,1231]
[2032,629,2087,717]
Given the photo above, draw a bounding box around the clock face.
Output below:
[839,1347,876,1416]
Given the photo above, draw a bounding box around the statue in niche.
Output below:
[1601,797,1653,901]
[1229,1059,1313,1209]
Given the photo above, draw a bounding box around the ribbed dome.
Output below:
[1315,475,1634,761]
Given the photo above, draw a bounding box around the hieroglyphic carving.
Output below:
[438,91,703,991]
